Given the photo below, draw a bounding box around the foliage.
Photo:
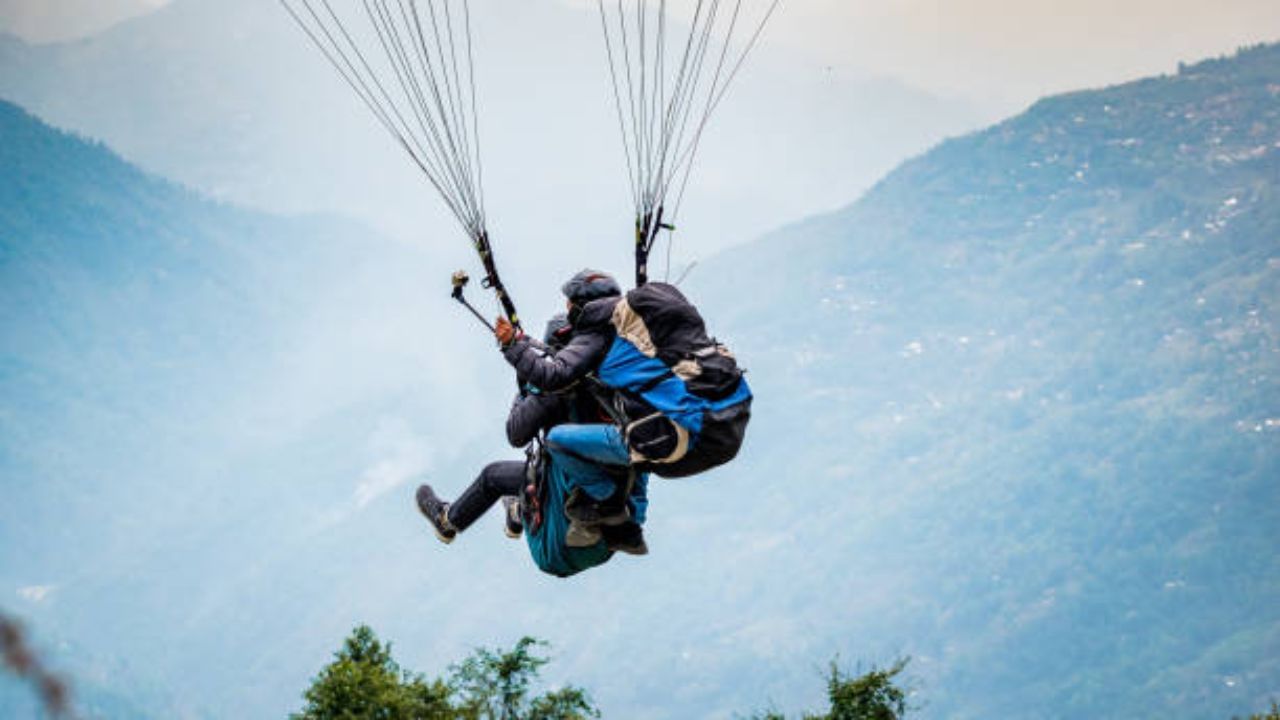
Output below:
[1239,702,1280,720]
[524,688,599,720]
[817,659,910,720]
[449,637,547,720]
[448,637,597,720]
[294,628,598,720]
[292,625,452,720]
[748,659,911,720]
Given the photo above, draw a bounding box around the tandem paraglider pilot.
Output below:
[416,270,651,578]
[415,267,753,577]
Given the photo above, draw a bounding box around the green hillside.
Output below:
[690,43,1280,718]
[1,96,383,577]
[0,97,434,718]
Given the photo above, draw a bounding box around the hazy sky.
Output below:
[765,0,1280,104]
[0,0,166,42]
[4,0,1277,109]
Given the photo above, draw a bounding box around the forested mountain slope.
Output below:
[688,43,1279,718]
[0,98,446,717]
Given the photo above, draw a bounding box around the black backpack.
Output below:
[594,283,752,478]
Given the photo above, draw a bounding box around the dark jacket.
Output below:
[506,392,567,448]
[505,384,618,447]
[502,297,619,393]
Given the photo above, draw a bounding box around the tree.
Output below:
[750,658,911,720]
[526,687,599,720]
[292,625,453,720]
[819,659,910,720]
[294,627,598,720]
[449,637,598,720]
[1239,702,1280,720]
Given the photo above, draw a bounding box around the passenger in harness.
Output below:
[496,266,752,496]
[494,270,641,535]
[415,312,649,576]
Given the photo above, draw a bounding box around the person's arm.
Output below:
[514,336,555,387]
[502,331,609,392]
[506,392,568,447]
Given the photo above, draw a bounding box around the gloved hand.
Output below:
[495,317,520,347]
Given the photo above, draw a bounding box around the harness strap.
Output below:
[523,440,547,533]
[636,370,675,394]
[584,375,631,428]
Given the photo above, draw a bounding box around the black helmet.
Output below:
[561,269,622,304]
[543,313,572,351]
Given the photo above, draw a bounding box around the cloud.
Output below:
[16,585,56,603]
[352,417,434,509]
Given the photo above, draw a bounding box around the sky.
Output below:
[0,0,166,42]
[763,0,1280,106]
[3,0,1278,111]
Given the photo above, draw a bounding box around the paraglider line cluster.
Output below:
[278,0,489,242]
[596,0,780,284]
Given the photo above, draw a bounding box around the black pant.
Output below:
[446,461,525,532]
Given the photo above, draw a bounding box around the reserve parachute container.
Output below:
[597,282,752,478]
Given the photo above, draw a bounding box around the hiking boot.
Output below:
[415,484,456,544]
[564,517,603,548]
[603,522,649,556]
[501,495,523,539]
[564,488,631,527]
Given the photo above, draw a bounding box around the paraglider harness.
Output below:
[520,389,640,536]
[515,329,634,536]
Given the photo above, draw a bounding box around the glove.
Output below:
[495,317,520,347]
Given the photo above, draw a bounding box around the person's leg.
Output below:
[598,471,649,556]
[628,472,650,525]
[545,424,630,467]
[601,521,648,556]
[552,449,642,552]
[445,461,527,532]
[500,495,523,538]
[417,461,527,543]
[548,446,623,504]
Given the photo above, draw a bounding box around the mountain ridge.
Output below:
[1,96,461,718]
[686,41,1279,719]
